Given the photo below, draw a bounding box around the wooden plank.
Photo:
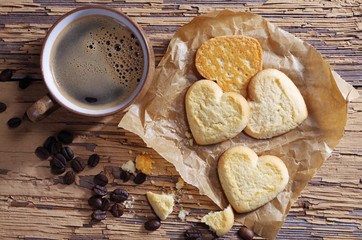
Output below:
[0,82,361,239]
[0,0,360,84]
[0,0,361,239]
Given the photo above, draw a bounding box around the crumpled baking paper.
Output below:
[119,10,358,239]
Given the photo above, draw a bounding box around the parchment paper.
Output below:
[119,10,359,239]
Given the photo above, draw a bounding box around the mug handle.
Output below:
[25,94,60,122]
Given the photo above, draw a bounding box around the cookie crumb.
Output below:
[185,131,192,138]
[175,194,182,203]
[188,195,194,200]
[178,209,190,221]
[150,180,155,185]
[176,177,184,190]
[121,160,136,174]
[136,155,153,175]
[123,196,135,209]
[128,150,133,154]
[189,138,194,146]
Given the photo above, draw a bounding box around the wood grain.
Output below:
[0,0,361,239]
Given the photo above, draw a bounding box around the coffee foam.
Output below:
[50,15,144,110]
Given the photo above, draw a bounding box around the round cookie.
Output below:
[195,35,262,97]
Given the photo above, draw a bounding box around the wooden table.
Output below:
[0,1,361,239]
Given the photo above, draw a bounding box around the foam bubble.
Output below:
[115,45,121,51]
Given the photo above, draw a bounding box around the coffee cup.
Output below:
[26,6,154,122]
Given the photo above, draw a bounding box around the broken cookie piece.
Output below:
[121,160,136,174]
[201,205,234,237]
[178,209,190,221]
[147,192,174,220]
[176,177,184,190]
[136,155,153,174]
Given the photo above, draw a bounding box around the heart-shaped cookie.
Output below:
[195,36,263,97]
[244,68,308,139]
[218,145,289,213]
[185,80,250,145]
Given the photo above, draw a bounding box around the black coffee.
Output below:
[50,15,144,109]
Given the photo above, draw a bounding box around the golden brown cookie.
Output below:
[244,69,308,139]
[185,80,250,145]
[195,35,262,97]
[218,145,289,213]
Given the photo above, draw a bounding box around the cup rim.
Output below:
[40,5,153,117]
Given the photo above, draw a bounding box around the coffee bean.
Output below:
[7,117,21,128]
[91,210,107,221]
[94,173,108,186]
[19,77,32,89]
[134,172,147,184]
[51,165,65,175]
[144,219,161,231]
[110,203,124,217]
[61,147,74,161]
[57,130,73,144]
[0,102,7,113]
[63,171,75,185]
[0,69,13,81]
[43,136,56,152]
[238,226,254,240]
[101,198,111,211]
[110,189,129,202]
[129,173,135,182]
[50,153,66,169]
[51,141,62,155]
[119,169,131,182]
[88,195,103,209]
[88,154,99,167]
[35,147,50,160]
[93,185,108,196]
[185,229,201,240]
[85,97,97,103]
[71,157,85,173]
